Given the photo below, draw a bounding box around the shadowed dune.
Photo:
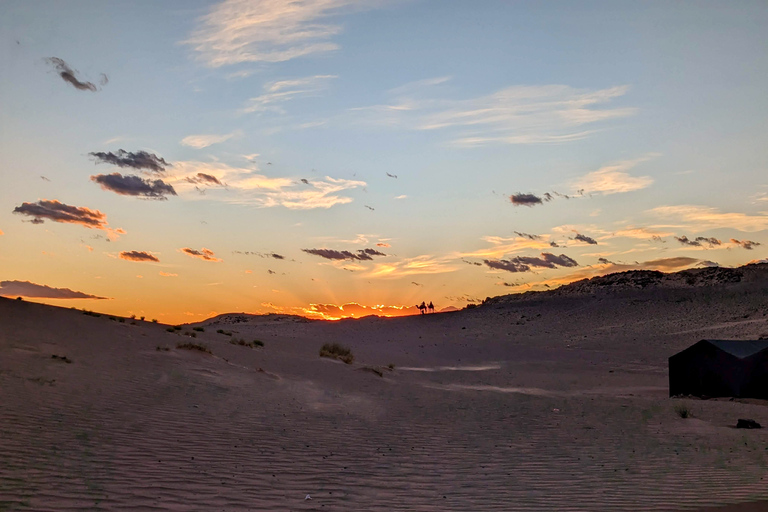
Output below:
[3,266,768,510]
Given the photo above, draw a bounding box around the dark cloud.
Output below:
[574,233,598,245]
[598,257,613,264]
[698,260,720,267]
[543,192,554,202]
[41,176,51,182]
[509,193,542,207]
[675,235,721,248]
[0,280,108,299]
[89,150,170,174]
[731,238,761,250]
[185,173,223,186]
[549,241,559,247]
[267,269,276,274]
[181,247,222,262]
[364,205,375,211]
[45,57,98,92]
[302,248,387,261]
[651,235,665,243]
[376,242,391,247]
[484,252,578,273]
[91,173,176,199]
[462,258,483,266]
[13,200,120,235]
[386,172,398,179]
[300,179,310,185]
[99,73,109,85]
[514,231,541,240]
[119,250,159,263]
[411,281,423,286]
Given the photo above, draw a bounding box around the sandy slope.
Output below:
[2,271,768,511]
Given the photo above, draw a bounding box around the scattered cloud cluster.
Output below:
[119,251,160,263]
[234,251,286,259]
[185,173,223,186]
[186,0,377,66]
[302,248,386,261]
[675,235,721,248]
[484,252,578,273]
[91,173,176,199]
[89,150,170,174]
[13,199,124,238]
[0,280,107,299]
[180,247,222,262]
[45,57,106,92]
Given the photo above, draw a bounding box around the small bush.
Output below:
[166,327,176,333]
[140,316,145,321]
[156,346,170,352]
[674,404,692,419]
[119,318,125,323]
[252,339,264,347]
[109,316,117,321]
[184,331,197,338]
[151,319,158,323]
[217,329,233,336]
[193,326,205,332]
[387,363,395,370]
[176,342,212,354]
[17,296,23,301]
[130,314,136,320]
[82,310,101,317]
[173,326,182,331]
[319,343,354,364]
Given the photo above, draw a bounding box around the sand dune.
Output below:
[3,267,768,510]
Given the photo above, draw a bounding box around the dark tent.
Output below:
[669,340,768,399]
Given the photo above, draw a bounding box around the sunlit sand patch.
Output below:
[426,383,560,397]
[398,363,502,372]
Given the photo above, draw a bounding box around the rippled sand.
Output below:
[2,291,768,510]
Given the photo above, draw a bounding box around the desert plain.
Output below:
[3,265,768,511]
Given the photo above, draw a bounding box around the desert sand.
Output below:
[3,265,768,511]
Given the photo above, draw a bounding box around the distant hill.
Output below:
[483,262,768,306]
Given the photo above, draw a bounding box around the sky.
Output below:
[1,0,767,323]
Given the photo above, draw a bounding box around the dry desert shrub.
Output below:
[176,342,212,354]
[319,343,354,364]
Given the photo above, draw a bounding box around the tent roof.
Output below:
[705,340,768,359]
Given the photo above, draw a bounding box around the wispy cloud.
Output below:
[354,81,635,146]
[185,0,378,67]
[459,235,555,260]
[91,173,176,199]
[0,280,108,299]
[13,199,125,239]
[119,251,160,263]
[613,227,674,240]
[181,132,236,149]
[572,157,654,195]
[366,255,459,278]
[159,272,178,277]
[180,247,222,262]
[172,161,365,209]
[243,75,336,114]
[573,233,598,245]
[90,150,170,174]
[649,205,768,232]
[674,235,721,248]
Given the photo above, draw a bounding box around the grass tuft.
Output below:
[193,326,205,332]
[319,343,354,364]
[674,404,693,419]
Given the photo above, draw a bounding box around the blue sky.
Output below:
[1,1,767,321]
